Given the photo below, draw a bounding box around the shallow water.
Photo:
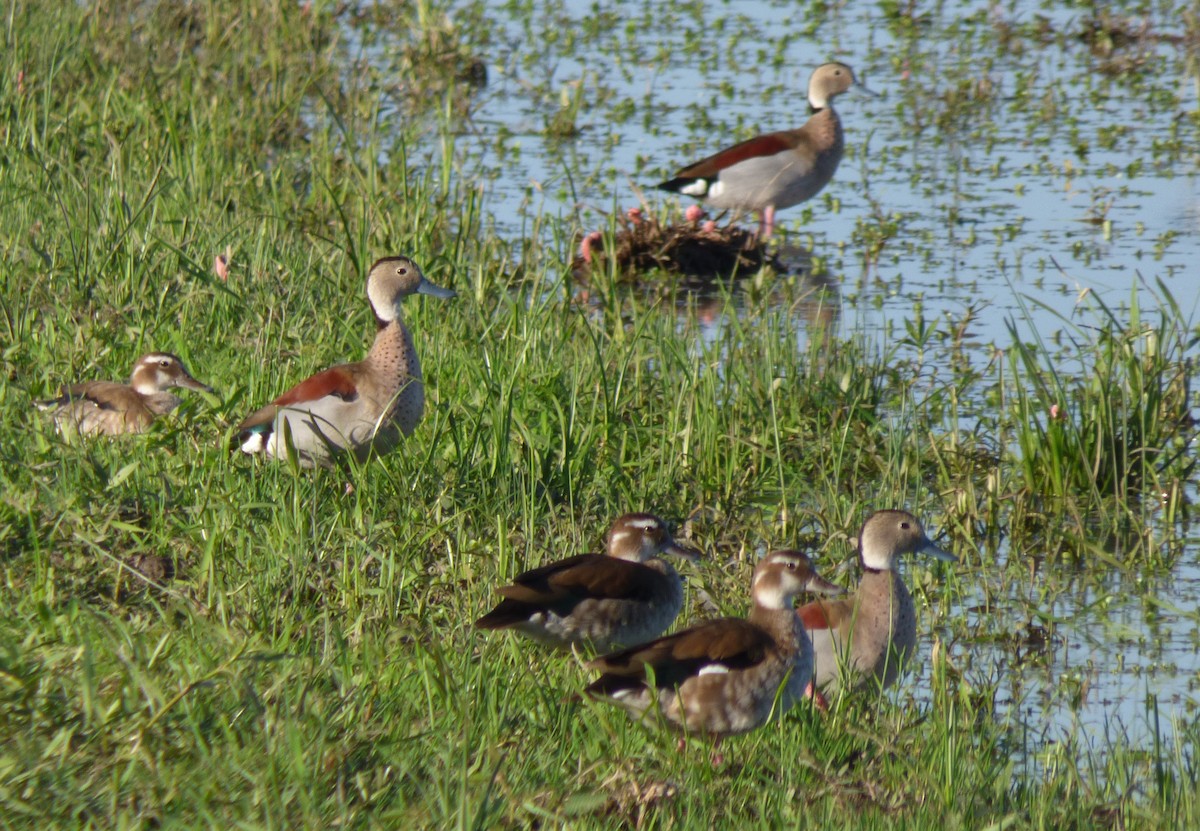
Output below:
[365,0,1200,757]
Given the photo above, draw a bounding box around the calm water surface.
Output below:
[372,0,1200,757]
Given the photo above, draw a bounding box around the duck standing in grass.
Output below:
[656,62,858,239]
[38,352,212,436]
[797,509,957,695]
[585,549,842,738]
[475,513,701,652]
[237,256,455,467]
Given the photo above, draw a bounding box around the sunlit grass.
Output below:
[1,0,1198,828]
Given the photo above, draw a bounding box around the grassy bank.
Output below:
[1,1,1197,828]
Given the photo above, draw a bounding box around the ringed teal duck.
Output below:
[797,509,956,695]
[38,352,211,436]
[585,549,841,737]
[237,256,455,467]
[656,62,858,239]
[475,513,701,652]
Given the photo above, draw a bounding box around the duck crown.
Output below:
[858,509,957,571]
[808,61,856,110]
[366,256,456,325]
[606,512,701,563]
[752,549,830,609]
[129,353,211,396]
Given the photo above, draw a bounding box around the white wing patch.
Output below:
[240,433,267,454]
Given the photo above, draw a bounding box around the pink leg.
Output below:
[580,231,603,263]
[805,680,829,712]
[759,205,776,239]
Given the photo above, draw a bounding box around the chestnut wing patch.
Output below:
[797,598,853,631]
[675,132,795,179]
[274,367,359,406]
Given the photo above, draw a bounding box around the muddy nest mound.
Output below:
[572,209,782,285]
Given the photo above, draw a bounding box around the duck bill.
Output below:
[855,80,881,98]
[178,375,214,393]
[805,572,845,597]
[664,540,703,562]
[920,540,957,563]
[417,277,457,299]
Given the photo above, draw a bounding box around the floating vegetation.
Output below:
[347,0,488,116]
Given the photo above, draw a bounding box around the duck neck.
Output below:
[809,106,843,154]
[366,317,421,381]
[748,604,800,651]
[859,568,912,620]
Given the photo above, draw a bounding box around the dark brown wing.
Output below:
[586,617,773,692]
[475,554,660,630]
[504,554,660,602]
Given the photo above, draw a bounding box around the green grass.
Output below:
[1,1,1198,828]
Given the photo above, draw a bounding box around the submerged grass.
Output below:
[1006,279,1196,512]
[1,0,1198,827]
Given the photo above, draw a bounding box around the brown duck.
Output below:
[475,513,701,652]
[38,352,211,436]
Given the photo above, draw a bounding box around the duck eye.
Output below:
[900,522,910,530]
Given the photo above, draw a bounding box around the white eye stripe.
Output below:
[627,518,660,531]
[698,665,730,676]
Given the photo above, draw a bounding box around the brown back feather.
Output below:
[589,617,773,688]
[499,554,661,604]
[475,554,662,629]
